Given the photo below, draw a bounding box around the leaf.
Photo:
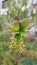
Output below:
[20,19,29,31]
[15,33,21,40]
[8,23,19,32]
[8,19,29,32]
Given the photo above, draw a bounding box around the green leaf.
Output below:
[8,23,19,32]
[20,20,29,30]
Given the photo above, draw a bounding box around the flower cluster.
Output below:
[19,41,26,55]
[9,38,17,51]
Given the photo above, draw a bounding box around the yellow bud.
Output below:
[9,45,13,49]
[23,44,25,48]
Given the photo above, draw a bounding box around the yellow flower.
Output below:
[9,45,13,49]
[23,44,25,48]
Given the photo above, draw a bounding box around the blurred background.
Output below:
[0,0,37,65]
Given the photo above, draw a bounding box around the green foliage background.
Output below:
[0,0,37,65]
